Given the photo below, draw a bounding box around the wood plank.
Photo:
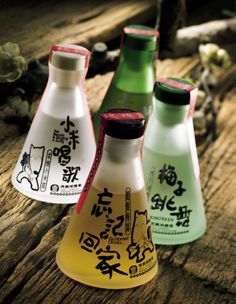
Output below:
[0,0,157,61]
[158,88,236,294]
[0,217,234,304]
[175,17,236,57]
[0,59,235,303]
[87,56,200,113]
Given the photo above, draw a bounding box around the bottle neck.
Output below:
[103,135,143,162]
[48,62,86,88]
[153,98,190,125]
[112,47,156,93]
[122,46,156,66]
[92,135,145,193]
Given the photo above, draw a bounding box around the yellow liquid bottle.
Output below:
[56,110,158,288]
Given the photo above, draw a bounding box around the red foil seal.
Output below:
[123,27,160,37]
[157,77,198,117]
[120,26,159,58]
[76,111,144,214]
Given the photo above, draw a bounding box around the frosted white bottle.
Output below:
[11,44,96,203]
[143,77,206,245]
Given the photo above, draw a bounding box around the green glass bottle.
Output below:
[93,25,159,141]
[143,77,207,245]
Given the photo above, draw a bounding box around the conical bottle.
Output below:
[57,109,158,288]
[11,44,96,203]
[92,25,159,141]
[143,78,207,245]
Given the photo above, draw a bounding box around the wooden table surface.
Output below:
[0,1,236,303]
[0,56,236,304]
[0,0,157,62]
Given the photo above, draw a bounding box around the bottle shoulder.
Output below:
[143,114,190,155]
[40,82,89,119]
[113,64,155,94]
[92,155,145,194]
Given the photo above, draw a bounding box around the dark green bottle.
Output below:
[93,25,159,141]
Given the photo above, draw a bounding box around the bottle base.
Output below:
[56,256,158,289]
[11,178,79,204]
[153,225,207,245]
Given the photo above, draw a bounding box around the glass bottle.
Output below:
[11,44,96,204]
[57,109,158,288]
[143,78,207,245]
[92,25,159,141]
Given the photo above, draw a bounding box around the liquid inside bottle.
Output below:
[99,85,153,118]
[143,77,207,245]
[57,109,158,288]
[143,149,206,245]
[92,25,158,141]
[57,186,157,288]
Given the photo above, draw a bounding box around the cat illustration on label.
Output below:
[127,210,154,263]
[16,144,45,191]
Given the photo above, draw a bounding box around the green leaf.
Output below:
[2,42,20,56]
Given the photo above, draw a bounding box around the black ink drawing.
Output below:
[79,232,100,253]
[127,210,154,263]
[52,115,80,167]
[170,206,192,227]
[91,188,113,217]
[96,245,128,278]
[16,144,45,191]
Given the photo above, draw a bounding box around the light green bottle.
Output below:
[143,77,207,245]
[93,25,158,141]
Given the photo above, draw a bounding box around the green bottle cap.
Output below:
[154,77,196,105]
[124,25,159,51]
